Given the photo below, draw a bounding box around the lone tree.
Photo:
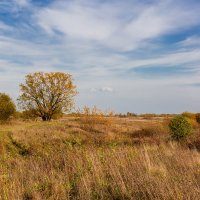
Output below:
[0,93,16,121]
[18,72,77,121]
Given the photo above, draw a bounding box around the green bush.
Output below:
[0,93,16,122]
[169,115,192,140]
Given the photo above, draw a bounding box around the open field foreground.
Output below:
[0,116,200,200]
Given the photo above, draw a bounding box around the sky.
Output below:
[0,0,200,114]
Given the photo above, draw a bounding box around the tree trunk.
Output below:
[42,114,52,121]
[42,115,48,121]
[42,115,46,121]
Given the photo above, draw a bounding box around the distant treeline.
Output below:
[115,112,176,118]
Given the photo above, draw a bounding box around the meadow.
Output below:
[0,115,200,200]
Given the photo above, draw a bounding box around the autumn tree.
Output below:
[0,93,16,121]
[18,72,77,121]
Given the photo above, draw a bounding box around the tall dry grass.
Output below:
[76,106,114,133]
[0,116,200,199]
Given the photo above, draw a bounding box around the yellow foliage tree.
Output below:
[18,72,77,121]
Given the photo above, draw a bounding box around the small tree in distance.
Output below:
[0,93,16,122]
[18,72,77,121]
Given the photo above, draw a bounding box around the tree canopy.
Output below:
[18,72,77,121]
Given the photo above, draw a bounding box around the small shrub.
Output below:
[78,106,114,132]
[169,115,192,140]
[0,93,16,122]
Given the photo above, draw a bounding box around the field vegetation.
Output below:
[1,113,200,200]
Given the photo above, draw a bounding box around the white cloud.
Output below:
[0,36,45,56]
[0,22,12,31]
[0,0,30,12]
[123,49,200,70]
[35,0,200,51]
[90,87,113,93]
[90,88,98,92]
[37,6,115,40]
[100,87,113,92]
[15,0,30,7]
[179,36,200,47]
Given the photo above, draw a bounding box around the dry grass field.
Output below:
[0,115,200,200]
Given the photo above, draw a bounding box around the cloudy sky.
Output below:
[0,0,200,113]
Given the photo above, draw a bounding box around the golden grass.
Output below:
[0,116,200,199]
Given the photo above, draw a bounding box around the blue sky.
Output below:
[0,0,200,113]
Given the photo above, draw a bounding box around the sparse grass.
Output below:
[0,116,200,199]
